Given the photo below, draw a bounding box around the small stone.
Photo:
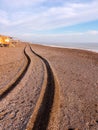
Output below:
[90,119,97,125]
[75,129,79,130]
[0,114,4,120]
[9,112,15,119]
[86,122,89,127]
[0,126,3,130]
[0,111,6,120]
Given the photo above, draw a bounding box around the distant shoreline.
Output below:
[38,43,98,53]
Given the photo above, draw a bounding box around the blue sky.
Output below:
[0,0,98,44]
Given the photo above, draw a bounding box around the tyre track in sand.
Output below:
[26,46,60,130]
[0,45,45,130]
[0,46,31,100]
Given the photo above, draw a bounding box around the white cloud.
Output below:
[87,30,98,35]
[1,0,45,8]
[0,0,98,30]
[8,0,98,29]
[0,10,9,25]
[0,0,98,43]
[17,30,98,43]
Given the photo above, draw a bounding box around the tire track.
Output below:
[0,46,45,130]
[26,46,60,130]
[0,46,31,100]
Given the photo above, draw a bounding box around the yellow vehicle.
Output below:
[0,35,15,47]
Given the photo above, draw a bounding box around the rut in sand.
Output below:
[0,46,31,100]
[26,46,60,130]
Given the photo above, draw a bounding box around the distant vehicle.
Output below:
[0,35,15,47]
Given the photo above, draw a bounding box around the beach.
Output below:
[31,44,98,130]
[0,42,98,130]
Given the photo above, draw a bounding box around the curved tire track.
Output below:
[26,46,60,130]
[0,46,31,100]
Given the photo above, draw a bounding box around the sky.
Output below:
[0,0,98,45]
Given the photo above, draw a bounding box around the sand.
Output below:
[31,44,98,130]
[0,43,98,130]
[0,44,44,129]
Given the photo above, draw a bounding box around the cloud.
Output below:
[0,0,98,43]
[0,10,9,25]
[87,30,98,35]
[3,0,97,30]
[0,1,98,27]
[1,0,45,8]
[17,30,98,43]
[38,0,98,30]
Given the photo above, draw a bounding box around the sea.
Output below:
[41,43,98,53]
